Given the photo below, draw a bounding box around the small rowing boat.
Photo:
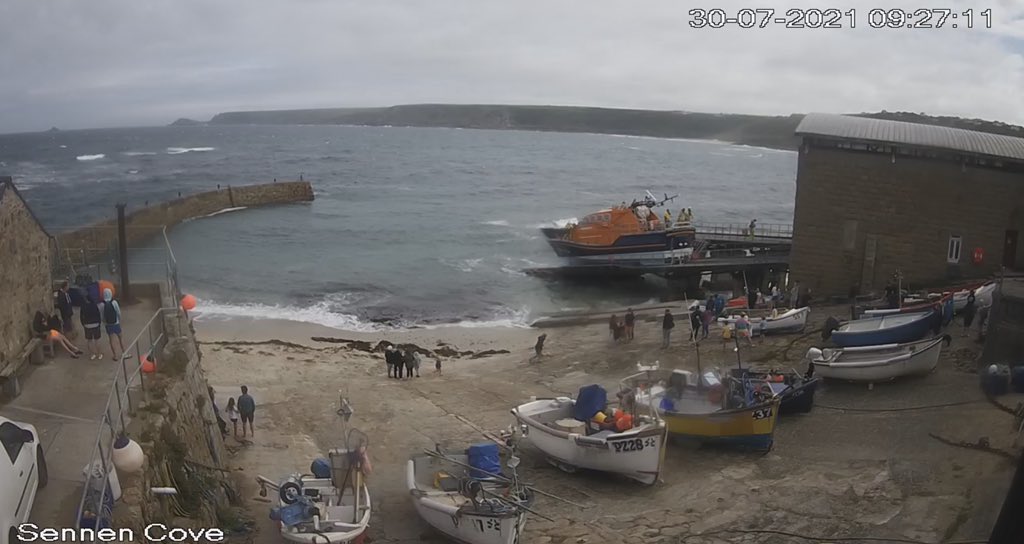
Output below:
[717,307,809,336]
[826,311,936,348]
[807,335,951,383]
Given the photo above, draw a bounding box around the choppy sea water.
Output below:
[1,125,796,330]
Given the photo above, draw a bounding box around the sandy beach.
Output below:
[196,305,1017,544]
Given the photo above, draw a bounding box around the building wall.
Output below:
[790,145,1024,296]
[0,187,52,369]
[981,281,1024,364]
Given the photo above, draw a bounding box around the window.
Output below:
[947,235,962,264]
[0,422,28,464]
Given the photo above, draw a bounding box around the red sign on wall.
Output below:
[973,247,984,264]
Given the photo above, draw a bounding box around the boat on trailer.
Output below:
[717,307,810,336]
[826,311,936,348]
[407,446,532,544]
[256,444,371,543]
[807,335,951,383]
[511,369,667,485]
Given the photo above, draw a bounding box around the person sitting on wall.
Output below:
[32,310,82,358]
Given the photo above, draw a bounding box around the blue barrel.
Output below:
[981,370,1010,397]
[310,458,331,479]
[466,443,501,479]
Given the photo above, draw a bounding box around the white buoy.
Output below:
[111,434,145,474]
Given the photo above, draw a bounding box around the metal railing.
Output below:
[693,222,793,239]
[75,227,184,530]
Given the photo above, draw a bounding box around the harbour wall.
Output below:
[56,180,314,255]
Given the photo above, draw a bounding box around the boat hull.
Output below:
[541,227,694,258]
[660,399,780,450]
[406,462,526,544]
[830,311,935,348]
[718,307,809,336]
[811,335,948,382]
[512,399,667,485]
[277,478,371,544]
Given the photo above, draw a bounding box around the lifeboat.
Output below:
[540,193,697,262]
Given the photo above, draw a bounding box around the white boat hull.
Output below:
[718,307,809,335]
[810,336,947,383]
[512,398,666,485]
[278,481,371,544]
[410,494,525,544]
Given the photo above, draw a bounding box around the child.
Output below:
[435,357,442,375]
[530,334,547,363]
[225,397,240,438]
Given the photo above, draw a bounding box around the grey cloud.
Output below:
[0,0,1022,133]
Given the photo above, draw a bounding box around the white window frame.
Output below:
[947,235,962,264]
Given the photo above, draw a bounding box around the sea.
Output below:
[0,125,796,331]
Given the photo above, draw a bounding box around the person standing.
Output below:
[747,286,757,309]
[101,288,127,361]
[735,313,754,347]
[56,281,75,339]
[413,350,423,377]
[689,307,702,341]
[79,294,104,360]
[624,309,636,341]
[403,349,416,379]
[961,292,977,337]
[237,385,256,438]
[662,309,675,349]
[609,314,619,341]
[531,334,547,363]
[225,397,240,439]
[702,307,714,339]
[385,345,398,378]
[790,281,800,309]
[748,219,757,238]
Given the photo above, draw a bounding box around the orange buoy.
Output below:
[98,280,115,298]
[141,357,156,374]
[180,294,197,311]
[49,330,60,340]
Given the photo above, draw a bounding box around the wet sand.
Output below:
[197,306,1018,544]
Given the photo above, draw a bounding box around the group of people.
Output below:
[384,345,436,378]
[210,385,256,439]
[608,309,637,343]
[33,281,127,361]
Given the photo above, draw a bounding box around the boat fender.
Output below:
[805,347,823,361]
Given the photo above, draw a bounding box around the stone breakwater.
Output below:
[56,180,314,254]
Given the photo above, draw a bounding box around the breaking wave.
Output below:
[76,154,105,161]
[166,147,216,155]
[123,151,157,156]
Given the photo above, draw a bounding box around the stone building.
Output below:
[980,277,1024,364]
[789,113,1024,297]
[0,177,52,370]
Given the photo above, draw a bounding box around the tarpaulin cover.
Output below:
[467,442,501,479]
[573,384,608,422]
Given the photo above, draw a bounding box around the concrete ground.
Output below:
[199,306,1022,544]
[0,297,160,529]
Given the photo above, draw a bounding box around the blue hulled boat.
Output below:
[827,311,936,348]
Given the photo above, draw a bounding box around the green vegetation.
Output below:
[200,104,1024,150]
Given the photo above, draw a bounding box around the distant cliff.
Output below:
[169,118,204,126]
[203,104,1024,151]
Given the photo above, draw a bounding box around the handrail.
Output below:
[76,228,185,530]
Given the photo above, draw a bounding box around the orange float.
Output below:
[49,330,59,340]
[180,294,197,311]
[141,356,156,373]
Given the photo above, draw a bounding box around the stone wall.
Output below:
[115,295,237,532]
[57,180,314,255]
[0,181,53,369]
[790,144,1024,296]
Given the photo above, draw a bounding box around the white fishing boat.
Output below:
[257,443,371,543]
[807,335,951,383]
[510,370,667,485]
[717,307,809,335]
[407,448,531,544]
[935,281,996,312]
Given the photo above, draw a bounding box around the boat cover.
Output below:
[467,443,501,479]
[574,384,608,422]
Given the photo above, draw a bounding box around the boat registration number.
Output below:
[752,408,773,420]
[612,437,657,453]
[472,518,501,532]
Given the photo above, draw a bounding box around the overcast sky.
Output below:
[1,0,1022,133]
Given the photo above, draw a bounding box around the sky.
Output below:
[1,0,1022,133]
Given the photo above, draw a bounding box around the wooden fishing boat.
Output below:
[407,448,532,544]
[728,367,819,414]
[511,377,667,485]
[717,307,810,336]
[807,335,951,383]
[540,192,697,260]
[257,447,371,543]
[826,311,935,348]
[637,369,780,451]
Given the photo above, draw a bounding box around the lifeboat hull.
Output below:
[541,228,694,258]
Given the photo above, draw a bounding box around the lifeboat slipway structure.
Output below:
[525,222,793,282]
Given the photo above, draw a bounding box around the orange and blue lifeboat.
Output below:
[541,203,696,259]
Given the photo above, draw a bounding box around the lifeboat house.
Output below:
[789,113,1024,297]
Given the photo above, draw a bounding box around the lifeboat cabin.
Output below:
[541,202,697,260]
